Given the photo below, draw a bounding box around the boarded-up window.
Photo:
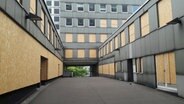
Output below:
[158,0,172,27]
[106,43,109,54]
[77,49,85,58]
[100,34,107,42]
[77,34,85,42]
[115,36,119,49]
[111,20,118,28]
[89,34,96,42]
[65,33,73,42]
[155,52,176,85]
[121,31,126,46]
[129,23,135,43]
[89,49,96,58]
[41,9,45,33]
[110,40,113,52]
[47,23,50,39]
[30,0,36,14]
[141,12,149,36]
[100,19,107,27]
[65,49,73,58]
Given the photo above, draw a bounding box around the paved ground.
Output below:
[30,77,184,104]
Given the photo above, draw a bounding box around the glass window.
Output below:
[66,3,72,10]
[49,9,52,13]
[100,4,106,12]
[78,18,84,26]
[131,5,139,13]
[54,9,59,14]
[66,18,72,26]
[122,4,128,12]
[54,1,59,6]
[89,19,95,26]
[111,4,117,12]
[47,1,52,6]
[89,3,95,11]
[77,4,84,11]
[54,16,59,22]
[55,24,59,29]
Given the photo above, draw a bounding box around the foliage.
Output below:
[65,66,88,77]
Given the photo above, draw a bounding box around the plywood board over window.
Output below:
[77,34,85,42]
[115,35,119,49]
[129,23,135,43]
[89,49,96,58]
[111,20,118,28]
[100,19,107,28]
[121,31,126,46]
[65,33,73,42]
[158,0,172,27]
[65,49,73,58]
[78,49,85,58]
[41,9,45,33]
[30,0,36,14]
[141,12,149,36]
[100,34,107,42]
[89,34,96,42]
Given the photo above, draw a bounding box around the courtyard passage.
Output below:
[30,77,184,104]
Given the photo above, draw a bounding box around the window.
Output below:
[158,0,172,27]
[66,3,72,10]
[89,19,95,26]
[106,43,109,54]
[47,1,52,6]
[66,18,72,26]
[65,49,73,58]
[89,49,96,58]
[77,34,85,42]
[111,20,118,28]
[30,0,36,14]
[111,4,117,12]
[77,49,85,58]
[89,3,95,11]
[89,34,96,42]
[129,23,135,42]
[54,1,59,6]
[136,58,141,73]
[141,12,149,36]
[54,9,59,14]
[41,9,45,33]
[100,34,107,42]
[115,35,119,49]
[131,5,139,13]
[78,19,84,26]
[110,40,113,52]
[122,4,128,12]
[100,4,106,12]
[55,24,59,30]
[65,33,73,42]
[77,4,84,11]
[49,9,52,13]
[121,31,126,46]
[100,19,107,28]
[54,16,59,22]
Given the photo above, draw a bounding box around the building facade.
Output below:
[0,0,64,103]
[98,0,184,98]
[45,0,145,68]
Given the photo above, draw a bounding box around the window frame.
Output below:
[89,3,95,12]
[89,19,96,27]
[77,3,84,12]
[100,4,107,13]
[65,18,73,27]
[78,18,84,27]
[111,4,117,13]
[65,3,72,11]
[122,4,128,12]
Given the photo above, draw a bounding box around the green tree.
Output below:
[65,66,88,77]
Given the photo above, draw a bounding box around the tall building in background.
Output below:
[45,0,146,69]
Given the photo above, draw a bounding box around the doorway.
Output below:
[155,52,177,92]
[40,56,48,85]
[127,59,134,82]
